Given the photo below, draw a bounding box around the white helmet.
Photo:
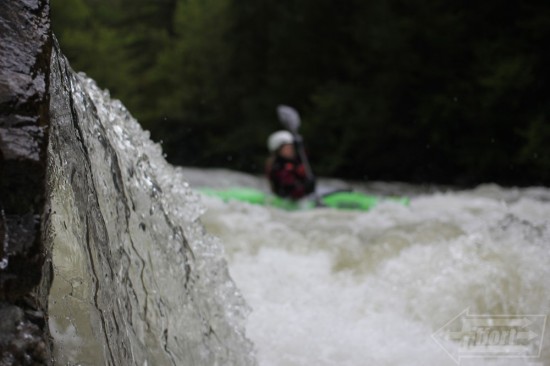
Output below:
[267,130,294,152]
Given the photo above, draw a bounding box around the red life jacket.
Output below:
[266,155,311,200]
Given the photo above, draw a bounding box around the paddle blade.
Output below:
[277,105,301,132]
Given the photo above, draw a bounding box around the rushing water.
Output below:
[183,169,550,366]
[46,45,255,365]
[44,42,549,366]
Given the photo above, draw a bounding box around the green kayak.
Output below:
[199,187,409,211]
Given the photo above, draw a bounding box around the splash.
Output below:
[46,43,256,365]
[188,169,550,366]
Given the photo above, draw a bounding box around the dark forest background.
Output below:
[51,0,550,186]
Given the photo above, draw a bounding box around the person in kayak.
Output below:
[265,130,316,200]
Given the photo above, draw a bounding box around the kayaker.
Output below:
[265,130,316,200]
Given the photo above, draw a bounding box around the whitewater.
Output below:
[186,169,550,366]
[45,53,549,365]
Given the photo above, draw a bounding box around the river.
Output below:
[184,168,550,366]
[46,49,549,365]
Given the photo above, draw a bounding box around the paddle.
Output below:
[276,105,315,182]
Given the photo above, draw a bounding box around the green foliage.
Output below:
[50,0,550,185]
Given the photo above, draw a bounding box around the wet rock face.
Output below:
[0,0,52,364]
[0,303,49,365]
[0,0,51,127]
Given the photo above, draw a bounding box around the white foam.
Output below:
[194,175,550,366]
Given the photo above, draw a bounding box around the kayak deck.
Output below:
[199,187,409,211]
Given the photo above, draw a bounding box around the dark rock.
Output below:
[0,301,49,366]
[0,0,53,364]
[0,0,51,299]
